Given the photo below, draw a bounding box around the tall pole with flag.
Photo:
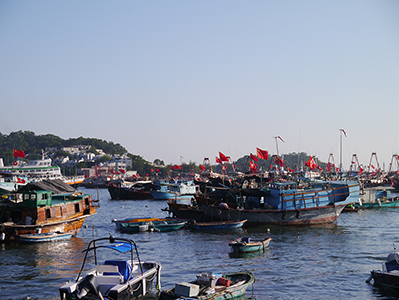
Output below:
[273,136,284,157]
[339,129,347,171]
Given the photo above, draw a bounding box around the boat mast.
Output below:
[339,129,346,171]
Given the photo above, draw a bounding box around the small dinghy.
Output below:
[229,237,271,253]
[367,243,399,292]
[16,232,72,243]
[59,235,162,300]
[159,271,255,300]
[192,219,246,231]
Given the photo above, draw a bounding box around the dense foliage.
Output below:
[0,131,128,165]
[0,131,325,175]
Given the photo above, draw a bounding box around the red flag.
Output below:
[17,177,25,184]
[120,169,126,174]
[278,136,284,143]
[199,164,206,171]
[175,165,182,170]
[219,152,229,162]
[250,161,258,173]
[250,153,258,162]
[340,129,347,137]
[216,157,222,164]
[275,156,285,167]
[151,169,154,172]
[256,148,268,160]
[170,166,175,170]
[13,149,25,158]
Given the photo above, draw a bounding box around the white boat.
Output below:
[0,157,84,186]
[0,171,29,195]
[151,180,199,204]
[59,236,162,300]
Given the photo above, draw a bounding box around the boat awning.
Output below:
[84,242,135,253]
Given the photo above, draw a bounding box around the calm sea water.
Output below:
[1,187,399,300]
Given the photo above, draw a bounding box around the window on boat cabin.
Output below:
[46,208,51,219]
[75,203,80,213]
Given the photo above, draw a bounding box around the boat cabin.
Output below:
[0,189,93,226]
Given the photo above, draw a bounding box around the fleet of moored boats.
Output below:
[3,155,399,298]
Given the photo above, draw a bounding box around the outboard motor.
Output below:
[76,274,99,299]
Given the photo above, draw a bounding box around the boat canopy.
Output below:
[88,242,136,253]
[17,179,76,194]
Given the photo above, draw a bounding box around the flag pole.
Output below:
[273,136,280,157]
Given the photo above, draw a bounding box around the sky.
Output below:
[1,1,399,170]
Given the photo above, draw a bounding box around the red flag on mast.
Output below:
[250,153,258,162]
[13,149,25,158]
[219,152,229,162]
[256,148,268,160]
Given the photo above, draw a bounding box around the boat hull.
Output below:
[198,203,346,226]
[16,232,72,243]
[159,271,255,300]
[2,215,92,240]
[370,270,399,291]
[193,220,246,230]
[108,184,154,200]
[229,237,271,253]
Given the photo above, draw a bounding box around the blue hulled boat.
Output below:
[197,180,360,226]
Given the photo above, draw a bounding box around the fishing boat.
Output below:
[355,186,399,209]
[192,219,246,230]
[229,237,271,253]
[151,180,199,204]
[59,236,162,300]
[0,181,97,241]
[366,243,399,292]
[197,180,360,226]
[159,271,255,300]
[16,232,72,243]
[107,180,155,200]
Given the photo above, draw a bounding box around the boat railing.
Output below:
[280,183,359,209]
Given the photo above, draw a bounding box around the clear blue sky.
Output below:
[1,1,398,169]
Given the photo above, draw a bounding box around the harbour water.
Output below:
[1,187,399,300]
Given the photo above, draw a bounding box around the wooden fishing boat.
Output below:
[192,219,246,230]
[0,181,97,241]
[229,237,271,253]
[59,236,162,300]
[197,180,360,226]
[159,271,255,300]
[107,180,155,200]
[367,243,399,293]
[16,232,72,243]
